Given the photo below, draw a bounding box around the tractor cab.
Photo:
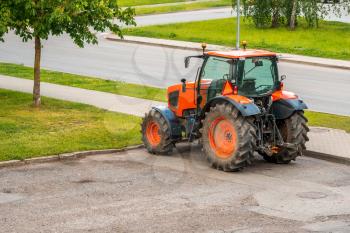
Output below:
[168,49,284,118]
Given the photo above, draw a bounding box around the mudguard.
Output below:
[272,99,308,120]
[152,106,182,139]
[201,96,261,118]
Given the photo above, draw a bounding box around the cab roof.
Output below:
[206,49,277,59]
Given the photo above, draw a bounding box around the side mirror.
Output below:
[181,78,187,92]
[280,75,287,81]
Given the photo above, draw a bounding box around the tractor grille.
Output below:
[168,91,179,108]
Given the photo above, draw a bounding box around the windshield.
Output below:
[237,57,278,97]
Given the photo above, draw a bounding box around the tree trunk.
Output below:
[290,0,297,30]
[33,36,41,107]
[272,10,280,28]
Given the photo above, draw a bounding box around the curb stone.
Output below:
[0,145,144,169]
[1,144,348,169]
[304,150,350,166]
[105,35,350,71]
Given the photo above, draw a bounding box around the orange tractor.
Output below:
[142,47,309,171]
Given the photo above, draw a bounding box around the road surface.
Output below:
[0,146,349,232]
[135,7,350,26]
[0,32,349,115]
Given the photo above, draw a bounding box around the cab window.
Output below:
[201,56,232,81]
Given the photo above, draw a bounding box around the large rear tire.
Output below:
[201,103,257,172]
[142,109,174,154]
[262,111,309,164]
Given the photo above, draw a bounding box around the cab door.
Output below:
[198,56,235,107]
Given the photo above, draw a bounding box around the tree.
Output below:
[0,0,135,107]
[289,0,298,30]
[235,0,350,29]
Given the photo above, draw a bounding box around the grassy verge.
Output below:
[0,63,167,102]
[1,63,349,133]
[124,18,350,60]
[0,89,141,161]
[305,111,350,133]
[119,0,185,7]
[135,0,231,15]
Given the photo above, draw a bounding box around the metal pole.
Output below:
[236,0,240,50]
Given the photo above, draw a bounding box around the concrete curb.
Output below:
[1,144,348,169]
[106,36,350,71]
[107,36,202,52]
[278,59,350,71]
[304,150,350,166]
[0,145,144,169]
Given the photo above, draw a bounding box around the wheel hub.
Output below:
[208,117,237,159]
[146,121,161,146]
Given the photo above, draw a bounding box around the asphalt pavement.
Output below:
[0,32,349,115]
[134,7,350,26]
[0,146,349,233]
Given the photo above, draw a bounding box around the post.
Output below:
[236,0,240,50]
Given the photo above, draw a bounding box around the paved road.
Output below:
[0,147,349,232]
[1,32,349,115]
[134,7,350,26]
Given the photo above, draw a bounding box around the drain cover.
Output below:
[297,191,328,199]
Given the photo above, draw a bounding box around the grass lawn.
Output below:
[0,63,167,102]
[0,89,142,161]
[305,111,350,133]
[124,18,350,60]
[135,0,231,15]
[119,0,185,7]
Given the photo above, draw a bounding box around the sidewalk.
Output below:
[0,75,349,164]
[0,75,165,117]
[106,35,350,70]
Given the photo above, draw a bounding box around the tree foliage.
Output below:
[0,0,135,106]
[233,0,350,29]
[0,0,135,45]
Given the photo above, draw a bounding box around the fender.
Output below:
[272,98,308,120]
[201,96,261,118]
[152,106,182,139]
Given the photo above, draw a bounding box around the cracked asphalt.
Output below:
[0,145,349,233]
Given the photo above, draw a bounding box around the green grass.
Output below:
[135,0,231,15]
[0,89,142,161]
[119,0,185,7]
[305,111,350,133]
[124,18,350,60]
[0,63,167,102]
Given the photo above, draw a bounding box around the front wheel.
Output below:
[141,109,174,154]
[262,111,310,164]
[201,103,257,172]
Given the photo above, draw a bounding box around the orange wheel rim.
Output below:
[208,116,237,159]
[146,121,161,147]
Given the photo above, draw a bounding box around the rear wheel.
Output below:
[262,111,309,164]
[201,103,256,172]
[142,109,173,154]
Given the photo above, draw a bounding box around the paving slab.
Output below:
[306,127,350,164]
